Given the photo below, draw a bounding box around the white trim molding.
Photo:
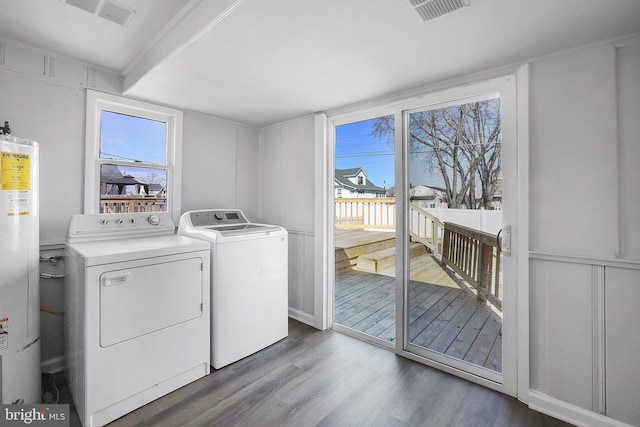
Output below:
[529,391,635,427]
[288,308,315,327]
[592,265,606,415]
[529,251,640,270]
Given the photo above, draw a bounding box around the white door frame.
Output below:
[319,65,530,401]
[391,72,524,396]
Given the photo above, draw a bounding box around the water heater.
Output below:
[0,134,40,404]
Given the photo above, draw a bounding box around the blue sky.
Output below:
[335,117,443,189]
[335,118,395,189]
[100,111,167,164]
[99,111,168,188]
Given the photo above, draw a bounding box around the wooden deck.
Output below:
[334,229,502,373]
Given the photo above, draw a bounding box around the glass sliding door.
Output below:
[328,74,520,395]
[332,114,397,346]
[403,95,504,381]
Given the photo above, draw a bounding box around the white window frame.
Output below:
[84,90,183,223]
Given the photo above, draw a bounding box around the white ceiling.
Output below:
[1,0,640,127]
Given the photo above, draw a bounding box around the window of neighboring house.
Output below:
[84,90,183,222]
[358,176,364,185]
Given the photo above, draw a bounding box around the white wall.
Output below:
[0,40,260,373]
[258,116,317,325]
[618,41,640,261]
[529,44,619,258]
[181,111,260,220]
[528,39,640,427]
[0,58,113,245]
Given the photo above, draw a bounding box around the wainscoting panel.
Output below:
[530,253,640,426]
[529,258,594,410]
[604,267,640,426]
[287,230,316,326]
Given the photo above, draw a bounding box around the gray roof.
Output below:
[335,168,386,194]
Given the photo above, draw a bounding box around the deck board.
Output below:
[411,290,469,347]
[465,311,503,368]
[427,297,481,354]
[445,304,492,360]
[335,268,503,373]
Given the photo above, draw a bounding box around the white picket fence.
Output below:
[335,198,501,234]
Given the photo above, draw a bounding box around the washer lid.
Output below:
[178,209,287,241]
[208,224,283,237]
[65,234,210,267]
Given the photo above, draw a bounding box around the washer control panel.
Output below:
[188,209,249,227]
[67,212,175,243]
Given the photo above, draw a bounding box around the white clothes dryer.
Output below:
[65,212,211,427]
[178,209,288,369]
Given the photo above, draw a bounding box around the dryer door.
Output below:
[100,257,204,347]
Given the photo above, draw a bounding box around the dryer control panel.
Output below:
[67,212,175,243]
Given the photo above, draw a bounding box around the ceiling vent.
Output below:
[408,0,470,22]
[65,0,135,26]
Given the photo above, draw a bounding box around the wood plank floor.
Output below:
[335,270,503,372]
[52,319,571,427]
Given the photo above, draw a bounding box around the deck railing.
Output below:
[409,203,444,260]
[335,198,502,308]
[442,222,502,308]
[100,196,166,214]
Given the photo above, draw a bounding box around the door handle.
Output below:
[497,225,511,256]
[102,273,130,287]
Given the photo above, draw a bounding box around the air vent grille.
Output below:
[98,0,135,26]
[408,0,470,22]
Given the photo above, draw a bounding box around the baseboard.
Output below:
[288,308,316,328]
[41,355,65,374]
[529,390,634,427]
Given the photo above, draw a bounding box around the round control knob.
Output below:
[214,213,224,221]
[147,214,161,226]
[115,218,124,224]
[99,218,109,225]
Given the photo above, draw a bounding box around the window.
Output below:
[84,90,183,222]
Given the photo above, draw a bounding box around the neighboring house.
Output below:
[409,184,448,209]
[335,168,387,198]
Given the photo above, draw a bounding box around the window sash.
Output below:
[84,90,183,222]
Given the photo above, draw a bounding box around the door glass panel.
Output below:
[406,97,504,376]
[333,115,396,344]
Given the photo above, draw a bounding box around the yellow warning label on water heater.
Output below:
[1,152,30,191]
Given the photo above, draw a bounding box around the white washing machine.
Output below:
[64,212,211,427]
[178,209,288,369]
